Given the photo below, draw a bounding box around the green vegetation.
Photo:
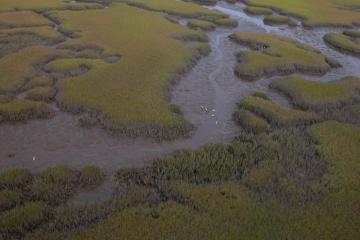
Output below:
[0,189,21,211]
[233,109,268,133]
[26,87,56,102]
[244,6,272,15]
[263,15,296,26]
[0,99,51,121]
[344,30,360,38]
[0,11,51,27]
[212,17,238,27]
[229,32,331,80]
[24,77,53,90]
[0,168,32,189]
[324,32,360,56]
[124,0,226,18]
[48,3,213,139]
[239,95,316,126]
[0,0,100,12]
[0,201,48,238]
[272,76,360,110]
[188,19,216,31]
[79,166,105,190]
[0,46,65,93]
[0,26,64,42]
[243,0,360,27]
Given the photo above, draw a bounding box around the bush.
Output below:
[0,201,47,237]
[0,168,32,189]
[0,189,22,211]
[79,166,105,190]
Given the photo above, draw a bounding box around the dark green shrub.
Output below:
[0,168,32,189]
[0,201,47,237]
[79,166,105,190]
[0,189,22,211]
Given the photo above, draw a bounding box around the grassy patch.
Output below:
[187,19,216,31]
[0,26,64,42]
[244,0,360,27]
[263,15,296,26]
[0,99,52,121]
[239,95,317,126]
[324,32,360,56]
[0,0,100,12]
[0,201,48,238]
[0,11,51,28]
[78,166,105,190]
[212,17,238,27]
[272,76,360,110]
[124,0,226,18]
[26,86,56,102]
[0,46,65,93]
[0,168,32,189]
[48,4,211,139]
[0,189,22,211]
[229,32,331,80]
[244,6,273,15]
[24,76,53,90]
[233,109,268,133]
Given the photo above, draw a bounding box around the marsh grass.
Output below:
[0,189,22,211]
[187,19,216,31]
[0,99,52,121]
[244,6,272,15]
[0,11,51,28]
[26,87,56,102]
[233,109,268,133]
[239,95,317,126]
[324,32,360,56]
[0,168,32,189]
[243,0,360,27]
[263,15,296,26]
[23,77,53,90]
[229,32,331,80]
[78,166,105,190]
[271,76,360,110]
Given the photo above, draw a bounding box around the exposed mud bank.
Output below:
[1,1,359,177]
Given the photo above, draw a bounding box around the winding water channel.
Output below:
[1,2,359,177]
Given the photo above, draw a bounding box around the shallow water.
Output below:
[1,2,359,201]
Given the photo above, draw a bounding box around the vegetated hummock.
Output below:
[272,76,360,110]
[0,11,52,28]
[0,26,64,42]
[263,15,296,26]
[244,6,273,15]
[243,0,360,27]
[0,0,99,12]
[324,31,360,56]
[46,3,219,139]
[188,19,216,31]
[229,32,332,80]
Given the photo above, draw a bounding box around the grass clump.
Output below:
[0,11,51,28]
[272,76,360,110]
[229,32,331,80]
[125,0,226,18]
[0,26,64,42]
[0,189,22,211]
[0,0,100,12]
[0,46,65,93]
[343,30,360,38]
[187,19,216,31]
[24,77,53,90]
[244,6,272,15]
[233,109,268,133]
[0,94,8,104]
[26,87,56,102]
[243,0,360,27]
[324,32,360,56]
[0,99,52,121]
[78,166,105,190]
[0,168,32,189]
[212,17,238,27]
[28,166,78,205]
[239,95,316,126]
[0,201,47,238]
[263,15,296,26]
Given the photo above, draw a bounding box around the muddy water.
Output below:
[1,2,359,182]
